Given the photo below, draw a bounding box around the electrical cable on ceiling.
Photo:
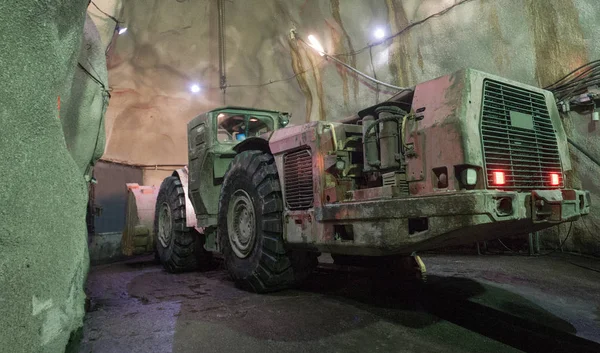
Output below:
[78,62,107,91]
[219,2,466,91]
[369,46,380,103]
[224,58,328,88]
[544,60,600,176]
[333,0,475,58]
[545,63,600,172]
[297,37,411,92]
[90,1,122,24]
[544,59,600,90]
[545,60,600,101]
[88,1,124,55]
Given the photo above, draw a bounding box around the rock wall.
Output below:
[96,0,600,254]
[0,2,108,352]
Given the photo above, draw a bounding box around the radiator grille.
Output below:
[481,79,563,189]
[283,149,314,210]
[382,172,409,195]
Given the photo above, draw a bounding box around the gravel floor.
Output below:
[80,253,600,353]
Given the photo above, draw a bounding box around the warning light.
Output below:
[493,171,506,185]
[550,173,560,186]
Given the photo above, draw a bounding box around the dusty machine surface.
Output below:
[148,69,590,292]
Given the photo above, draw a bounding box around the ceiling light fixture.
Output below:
[190,84,201,93]
[307,35,326,56]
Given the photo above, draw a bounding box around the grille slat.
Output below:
[482,122,556,136]
[484,92,548,110]
[481,80,563,189]
[482,118,555,134]
[484,162,561,169]
[487,173,556,178]
[483,145,561,156]
[283,149,314,210]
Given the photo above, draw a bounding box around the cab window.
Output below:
[216,113,274,143]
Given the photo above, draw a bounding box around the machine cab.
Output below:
[186,107,289,228]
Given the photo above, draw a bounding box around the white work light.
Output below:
[374,28,385,40]
[307,35,326,56]
[190,84,201,93]
[461,168,478,186]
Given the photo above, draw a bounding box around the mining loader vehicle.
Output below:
[152,68,590,293]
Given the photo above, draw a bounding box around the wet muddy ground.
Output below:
[81,253,600,353]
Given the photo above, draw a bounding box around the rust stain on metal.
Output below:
[526,0,588,86]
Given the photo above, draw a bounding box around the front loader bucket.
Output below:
[121,183,158,256]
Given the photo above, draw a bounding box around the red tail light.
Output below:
[550,173,560,186]
[493,171,506,185]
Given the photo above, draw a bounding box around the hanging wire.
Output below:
[90,1,122,24]
[332,0,475,58]
[544,59,600,90]
[205,57,329,90]
[545,60,600,101]
[489,222,574,257]
[212,2,469,91]
[369,46,380,103]
[77,63,106,91]
[297,38,411,92]
[536,222,574,256]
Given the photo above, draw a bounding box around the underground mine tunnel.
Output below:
[2,1,600,352]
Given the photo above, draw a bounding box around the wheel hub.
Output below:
[158,202,172,248]
[227,189,256,258]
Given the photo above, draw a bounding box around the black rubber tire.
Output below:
[154,175,211,273]
[218,150,317,293]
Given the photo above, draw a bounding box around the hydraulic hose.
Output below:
[364,116,401,167]
[363,105,409,168]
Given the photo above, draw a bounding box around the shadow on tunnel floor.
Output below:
[116,256,600,353]
[296,267,600,353]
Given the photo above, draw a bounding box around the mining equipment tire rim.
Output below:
[227,189,256,258]
[158,202,172,248]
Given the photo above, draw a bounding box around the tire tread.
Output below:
[154,175,211,273]
[218,151,317,293]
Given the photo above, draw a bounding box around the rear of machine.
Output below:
[271,68,590,256]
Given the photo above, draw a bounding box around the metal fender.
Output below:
[172,167,199,229]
